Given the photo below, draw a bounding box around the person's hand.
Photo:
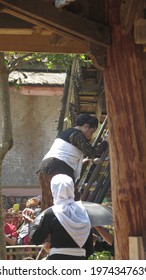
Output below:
[103,130,109,142]
[92,158,100,164]
[82,157,91,164]
[22,208,35,223]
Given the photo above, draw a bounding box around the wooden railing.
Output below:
[6,245,43,260]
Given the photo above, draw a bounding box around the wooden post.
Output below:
[104,0,146,259]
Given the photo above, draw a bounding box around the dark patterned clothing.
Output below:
[38,128,108,175]
[38,158,74,180]
[59,128,107,158]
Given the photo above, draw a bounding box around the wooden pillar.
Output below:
[104,0,146,259]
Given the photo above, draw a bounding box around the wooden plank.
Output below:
[129,236,145,259]
[80,90,97,95]
[3,7,81,42]
[87,0,105,24]
[80,104,97,113]
[0,0,111,47]
[79,96,97,102]
[80,83,99,91]
[0,28,52,35]
[0,34,87,53]
[81,79,97,85]
[0,13,33,27]
[120,0,139,34]
[134,19,146,44]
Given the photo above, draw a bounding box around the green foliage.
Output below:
[35,53,92,70]
[88,250,112,260]
[4,52,92,73]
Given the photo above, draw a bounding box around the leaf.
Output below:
[88,250,112,260]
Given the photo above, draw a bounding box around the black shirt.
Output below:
[29,207,94,259]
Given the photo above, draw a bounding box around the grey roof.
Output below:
[9,71,66,86]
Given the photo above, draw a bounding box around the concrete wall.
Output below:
[1,88,62,197]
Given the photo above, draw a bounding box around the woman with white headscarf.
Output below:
[29,174,94,260]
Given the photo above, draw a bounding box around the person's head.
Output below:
[20,196,28,210]
[7,196,16,207]
[5,210,13,224]
[51,174,75,205]
[75,113,98,140]
[2,195,6,208]
[12,211,23,228]
[26,197,39,210]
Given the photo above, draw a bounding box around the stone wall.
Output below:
[1,88,62,196]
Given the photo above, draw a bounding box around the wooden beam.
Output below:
[3,7,79,41]
[80,104,97,113]
[0,34,87,53]
[0,13,33,28]
[79,96,97,102]
[87,42,107,69]
[120,0,139,34]
[0,0,111,47]
[134,19,146,44]
[0,28,52,35]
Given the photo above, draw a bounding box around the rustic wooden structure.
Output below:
[0,0,146,259]
[59,58,106,132]
[6,245,43,260]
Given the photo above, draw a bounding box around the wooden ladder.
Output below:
[76,117,111,203]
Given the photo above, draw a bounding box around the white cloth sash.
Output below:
[49,247,86,257]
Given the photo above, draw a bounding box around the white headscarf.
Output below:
[51,174,91,248]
